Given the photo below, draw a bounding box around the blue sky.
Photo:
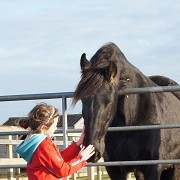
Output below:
[0,0,180,124]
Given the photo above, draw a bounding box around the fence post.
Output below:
[16,135,21,175]
[87,166,94,180]
[97,166,102,180]
[62,96,68,148]
[6,135,13,180]
[71,173,77,180]
[62,97,69,180]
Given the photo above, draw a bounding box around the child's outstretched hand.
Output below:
[76,126,85,147]
[79,144,95,161]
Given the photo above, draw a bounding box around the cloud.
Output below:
[0,0,179,123]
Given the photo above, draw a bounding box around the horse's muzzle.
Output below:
[87,150,101,163]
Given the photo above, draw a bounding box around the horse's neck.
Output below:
[110,96,126,127]
[118,64,155,89]
[117,67,160,126]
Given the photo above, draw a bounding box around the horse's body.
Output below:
[73,43,180,180]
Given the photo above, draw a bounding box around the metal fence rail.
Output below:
[0,85,179,102]
[119,85,180,95]
[1,124,180,136]
[1,159,180,169]
[0,92,73,102]
[87,159,180,167]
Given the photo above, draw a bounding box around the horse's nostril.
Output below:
[86,149,102,163]
[96,151,101,158]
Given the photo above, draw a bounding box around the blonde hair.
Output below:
[19,102,60,133]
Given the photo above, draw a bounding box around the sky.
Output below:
[0,0,179,124]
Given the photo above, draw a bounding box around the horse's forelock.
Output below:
[73,69,104,104]
[73,43,117,105]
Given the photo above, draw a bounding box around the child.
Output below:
[16,102,95,180]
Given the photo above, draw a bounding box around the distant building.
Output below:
[3,114,84,129]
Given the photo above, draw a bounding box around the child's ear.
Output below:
[39,124,47,132]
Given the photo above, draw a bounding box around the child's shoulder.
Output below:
[38,137,54,149]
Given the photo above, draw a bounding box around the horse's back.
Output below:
[149,75,180,100]
[158,92,180,163]
[149,76,180,174]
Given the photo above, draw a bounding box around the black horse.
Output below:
[73,43,180,180]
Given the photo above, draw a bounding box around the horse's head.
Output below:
[73,43,124,162]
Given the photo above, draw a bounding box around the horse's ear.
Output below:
[80,53,91,71]
[107,61,117,84]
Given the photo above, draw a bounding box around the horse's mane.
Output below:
[73,43,132,105]
[73,43,119,104]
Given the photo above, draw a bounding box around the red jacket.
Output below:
[26,137,86,179]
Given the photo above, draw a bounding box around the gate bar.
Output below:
[1,124,180,135]
[0,92,73,102]
[0,86,180,102]
[119,85,180,95]
[86,159,180,166]
[1,159,180,169]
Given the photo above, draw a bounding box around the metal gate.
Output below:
[0,85,180,180]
